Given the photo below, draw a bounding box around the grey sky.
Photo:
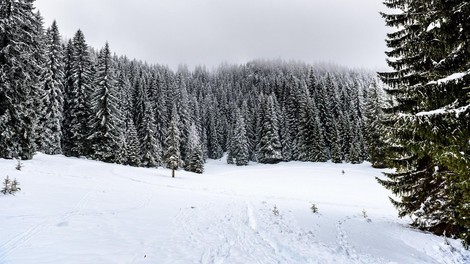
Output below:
[35,0,389,70]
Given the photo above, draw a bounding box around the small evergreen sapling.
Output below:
[362,209,368,218]
[1,176,20,195]
[272,205,280,216]
[1,176,11,195]
[310,203,319,214]
[16,159,23,171]
[10,179,20,193]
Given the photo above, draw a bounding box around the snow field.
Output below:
[0,154,469,264]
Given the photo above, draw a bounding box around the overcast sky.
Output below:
[35,0,389,71]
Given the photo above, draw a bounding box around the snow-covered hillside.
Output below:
[0,154,468,264]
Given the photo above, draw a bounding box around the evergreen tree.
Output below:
[364,81,386,168]
[207,108,223,159]
[297,82,318,162]
[226,125,235,164]
[378,0,470,245]
[120,119,141,167]
[285,77,300,159]
[177,80,191,164]
[279,106,293,161]
[62,40,75,155]
[164,105,184,177]
[0,0,44,159]
[312,100,328,162]
[140,101,161,167]
[39,20,64,155]
[88,42,121,162]
[258,95,282,164]
[186,124,204,173]
[330,122,342,163]
[63,30,93,157]
[232,110,249,166]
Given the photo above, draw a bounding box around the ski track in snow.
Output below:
[174,201,281,264]
[0,176,102,262]
[1,154,470,263]
[173,199,386,264]
[336,216,361,263]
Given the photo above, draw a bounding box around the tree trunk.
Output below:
[172,169,175,178]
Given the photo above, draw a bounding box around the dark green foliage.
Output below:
[39,20,64,155]
[88,42,121,162]
[232,110,249,166]
[364,81,386,168]
[120,119,141,167]
[279,106,293,161]
[140,102,161,167]
[164,106,184,177]
[207,109,223,160]
[0,0,44,160]
[258,95,283,164]
[62,30,94,157]
[378,0,470,246]
[186,124,204,173]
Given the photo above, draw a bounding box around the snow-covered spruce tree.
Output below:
[257,95,282,164]
[207,108,223,159]
[297,82,316,162]
[378,0,470,244]
[62,30,94,157]
[242,99,257,162]
[232,109,249,166]
[321,74,337,156]
[307,69,328,162]
[164,105,184,178]
[279,106,293,161]
[284,76,301,160]
[186,124,204,173]
[132,72,147,139]
[297,81,326,162]
[39,20,64,155]
[32,11,47,152]
[61,40,75,155]
[177,79,191,165]
[312,101,328,162]
[330,122,342,164]
[0,0,44,159]
[148,71,167,160]
[226,126,235,164]
[119,118,141,167]
[364,81,386,168]
[88,42,121,162]
[347,119,363,164]
[140,101,161,167]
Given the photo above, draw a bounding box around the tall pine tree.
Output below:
[62,30,93,157]
[88,42,121,162]
[0,0,44,159]
[378,0,470,245]
[39,20,64,155]
[258,95,282,164]
[186,123,204,173]
[164,105,184,177]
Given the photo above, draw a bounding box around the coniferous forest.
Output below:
[1,0,469,247]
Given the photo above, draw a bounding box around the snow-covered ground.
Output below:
[1,154,469,264]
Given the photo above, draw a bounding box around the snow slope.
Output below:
[0,154,469,264]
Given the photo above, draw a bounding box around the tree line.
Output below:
[0,1,381,176]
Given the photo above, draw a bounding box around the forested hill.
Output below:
[0,2,383,173]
